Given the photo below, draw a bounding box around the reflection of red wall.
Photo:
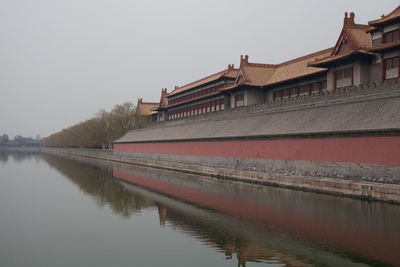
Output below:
[114,136,400,165]
[114,169,400,266]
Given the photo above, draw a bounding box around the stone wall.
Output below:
[41,147,400,204]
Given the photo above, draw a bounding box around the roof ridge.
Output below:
[245,62,277,68]
[369,5,400,25]
[140,101,159,105]
[168,70,226,96]
[278,47,333,66]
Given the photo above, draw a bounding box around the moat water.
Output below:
[0,151,399,267]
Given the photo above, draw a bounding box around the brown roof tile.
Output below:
[369,5,400,26]
[168,65,238,97]
[235,48,332,88]
[308,50,374,67]
[309,13,373,67]
[158,88,169,109]
[137,99,159,116]
[267,48,332,85]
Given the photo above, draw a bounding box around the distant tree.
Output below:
[41,101,149,149]
[109,102,137,139]
[2,134,9,144]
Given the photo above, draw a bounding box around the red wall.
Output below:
[114,136,400,166]
[114,169,400,266]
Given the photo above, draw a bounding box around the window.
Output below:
[234,93,244,107]
[383,30,400,43]
[336,67,353,81]
[335,67,353,88]
[273,91,278,100]
[385,57,399,70]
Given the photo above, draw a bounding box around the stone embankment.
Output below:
[41,80,400,204]
[41,147,400,204]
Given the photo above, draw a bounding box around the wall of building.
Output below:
[244,88,266,105]
[266,75,327,102]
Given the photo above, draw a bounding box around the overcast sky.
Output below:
[1,0,399,138]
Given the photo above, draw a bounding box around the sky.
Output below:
[1,0,399,138]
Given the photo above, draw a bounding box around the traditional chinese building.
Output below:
[367,6,400,81]
[136,98,159,122]
[156,65,238,121]
[115,6,400,203]
[143,8,400,120]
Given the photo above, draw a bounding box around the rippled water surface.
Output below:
[0,151,399,267]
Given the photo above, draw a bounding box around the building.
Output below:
[115,6,400,197]
[136,98,159,122]
[155,65,238,122]
[142,8,400,121]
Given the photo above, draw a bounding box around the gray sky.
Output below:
[1,0,399,138]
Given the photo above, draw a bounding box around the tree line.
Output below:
[0,134,40,147]
[40,102,150,149]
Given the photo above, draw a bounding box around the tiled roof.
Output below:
[369,5,400,26]
[137,99,159,116]
[158,88,169,109]
[233,48,332,88]
[168,65,238,97]
[309,13,372,68]
[267,48,332,85]
[345,24,372,48]
[115,92,400,143]
[308,50,373,67]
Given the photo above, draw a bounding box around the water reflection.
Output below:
[0,150,40,163]
[113,165,400,267]
[41,154,153,217]
[38,153,400,266]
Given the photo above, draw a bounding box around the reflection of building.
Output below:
[114,166,400,267]
[140,6,400,121]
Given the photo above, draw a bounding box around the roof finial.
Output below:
[138,98,143,104]
[240,55,249,65]
[344,11,355,27]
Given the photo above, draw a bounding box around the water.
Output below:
[0,151,399,267]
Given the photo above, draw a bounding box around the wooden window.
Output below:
[311,83,318,93]
[320,80,327,91]
[383,30,399,44]
[235,93,244,107]
[221,99,225,110]
[273,91,278,100]
[385,57,399,70]
[335,67,353,88]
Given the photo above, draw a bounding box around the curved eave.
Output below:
[368,41,400,52]
[308,52,374,68]
[369,17,400,27]
[262,69,328,89]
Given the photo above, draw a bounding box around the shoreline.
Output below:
[35,147,400,204]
